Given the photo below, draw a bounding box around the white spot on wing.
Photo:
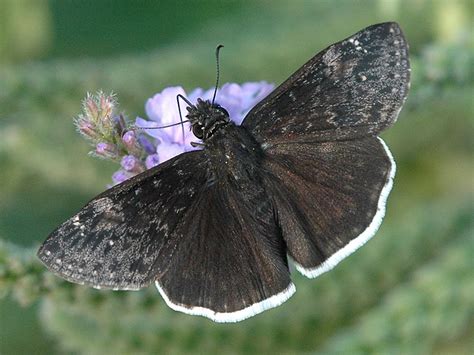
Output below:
[90,197,113,213]
[174,207,186,214]
[289,91,297,102]
[72,215,81,226]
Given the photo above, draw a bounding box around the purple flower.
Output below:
[76,82,275,186]
[214,82,275,123]
[135,81,275,166]
[137,134,156,155]
[122,131,137,149]
[121,155,145,173]
[145,154,160,169]
[112,170,132,185]
[142,87,194,145]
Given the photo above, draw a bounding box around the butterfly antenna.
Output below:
[177,94,195,143]
[131,120,190,131]
[211,44,224,105]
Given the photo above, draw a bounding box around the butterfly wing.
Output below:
[262,137,395,278]
[38,149,294,322]
[156,166,294,322]
[241,22,409,277]
[37,150,210,290]
[242,22,410,144]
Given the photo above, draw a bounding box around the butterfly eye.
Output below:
[192,124,204,139]
[216,106,229,117]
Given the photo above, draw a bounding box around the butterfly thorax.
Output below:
[186,98,231,141]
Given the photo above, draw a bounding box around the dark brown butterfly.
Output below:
[38,22,410,322]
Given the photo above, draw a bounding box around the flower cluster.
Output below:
[75,82,275,186]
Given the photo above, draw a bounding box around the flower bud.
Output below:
[77,119,99,140]
[121,155,145,173]
[145,154,160,169]
[122,130,142,155]
[114,114,127,136]
[95,142,118,159]
[112,170,132,185]
[138,135,156,154]
[84,93,99,119]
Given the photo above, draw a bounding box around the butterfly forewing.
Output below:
[243,22,410,144]
[38,151,209,290]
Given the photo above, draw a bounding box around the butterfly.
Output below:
[38,22,410,323]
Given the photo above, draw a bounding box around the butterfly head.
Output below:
[186,98,230,141]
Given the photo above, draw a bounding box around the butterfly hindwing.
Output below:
[262,137,394,278]
[157,182,294,322]
[37,151,210,290]
[243,22,410,144]
[156,141,294,322]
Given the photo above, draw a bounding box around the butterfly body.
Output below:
[38,22,410,322]
[202,121,264,186]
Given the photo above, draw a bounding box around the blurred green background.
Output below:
[0,0,472,354]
